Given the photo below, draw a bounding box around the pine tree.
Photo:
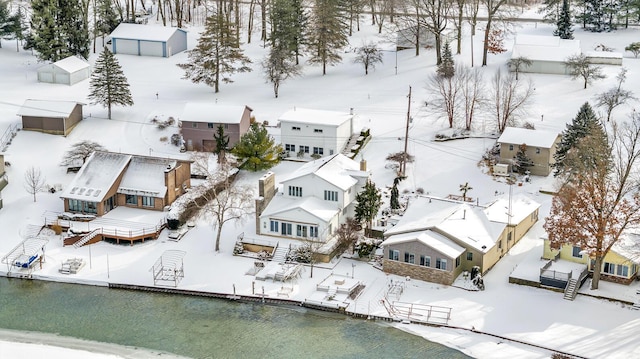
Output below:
[390,176,405,210]
[555,0,574,39]
[28,0,89,61]
[354,179,382,237]
[436,41,454,78]
[0,0,18,48]
[268,0,307,63]
[307,0,349,75]
[88,48,133,119]
[231,123,282,172]
[553,102,604,176]
[178,11,252,93]
[94,0,120,48]
[213,125,229,164]
[11,6,29,52]
[514,144,533,174]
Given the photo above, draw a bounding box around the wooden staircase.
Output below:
[73,229,102,248]
[563,278,579,300]
[271,245,289,264]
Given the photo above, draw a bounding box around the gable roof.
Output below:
[260,195,340,222]
[60,152,132,202]
[436,205,506,253]
[118,156,176,198]
[511,34,581,62]
[52,56,90,73]
[17,99,83,118]
[282,154,367,190]
[497,127,560,149]
[484,194,541,225]
[109,23,186,42]
[181,103,250,124]
[382,230,465,259]
[278,108,353,127]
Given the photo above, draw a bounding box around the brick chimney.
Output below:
[255,172,276,235]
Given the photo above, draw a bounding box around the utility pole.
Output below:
[401,86,412,176]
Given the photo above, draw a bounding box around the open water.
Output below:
[0,278,470,358]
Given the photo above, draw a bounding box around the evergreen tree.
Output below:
[28,0,89,61]
[583,0,618,32]
[94,0,120,48]
[436,41,454,78]
[231,123,282,172]
[213,125,229,164]
[354,179,382,237]
[178,11,252,93]
[268,0,307,63]
[555,0,574,39]
[0,0,18,48]
[553,102,604,176]
[307,0,349,75]
[538,0,562,23]
[390,176,405,210]
[88,48,133,119]
[11,6,29,51]
[514,144,533,174]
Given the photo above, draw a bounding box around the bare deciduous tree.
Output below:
[492,69,534,132]
[564,54,606,89]
[60,141,107,168]
[507,56,532,81]
[194,163,254,252]
[459,66,486,131]
[594,68,636,121]
[426,65,463,128]
[336,217,362,254]
[24,166,46,202]
[353,42,383,75]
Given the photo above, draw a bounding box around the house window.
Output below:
[281,223,292,236]
[270,220,279,232]
[507,231,512,242]
[85,201,97,214]
[420,255,431,267]
[285,144,295,152]
[301,146,309,153]
[389,250,399,261]
[498,240,503,249]
[296,225,307,237]
[509,144,514,151]
[126,194,137,205]
[288,186,302,197]
[207,123,214,129]
[604,262,615,274]
[572,246,582,258]
[455,256,461,267]
[141,196,155,207]
[436,258,447,270]
[313,147,324,155]
[314,129,323,133]
[310,226,318,238]
[292,126,301,131]
[404,252,415,264]
[531,211,538,221]
[617,265,629,277]
[467,252,473,261]
[324,190,338,202]
[536,147,541,154]
[224,124,229,129]
[191,123,197,128]
[68,199,80,212]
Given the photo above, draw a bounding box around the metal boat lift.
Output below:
[1,237,49,276]
[150,250,186,287]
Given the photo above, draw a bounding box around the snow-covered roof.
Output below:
[381,230,465,259]
[181,103,250,124]
[584,51,623,59]
[17,99,83,118]
[278,108,353,127]
[436,205,506,253]
[109,23,186,42]
[118,156,175,198]
[50,56,90,73]
[511,34,581,62]
[282,154,368,190]
[484,194,541,225]
[497,127,560,149]
[611,232,640,264]
[260,195,340,222]
[60,152,132,202]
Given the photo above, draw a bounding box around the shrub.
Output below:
[626,42,640,58]
[159,136,168,142]
[51,223,62,235]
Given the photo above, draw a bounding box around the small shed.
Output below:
[37,56,91,85]
[510,34,581,75]
[109,23,187,57]
[17,99,84,136]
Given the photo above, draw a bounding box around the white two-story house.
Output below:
[256,154,369,242]
[279,108,354,158]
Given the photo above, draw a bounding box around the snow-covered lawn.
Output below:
[1,4,640,358]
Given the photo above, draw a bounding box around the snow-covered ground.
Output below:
[1,4,640,358]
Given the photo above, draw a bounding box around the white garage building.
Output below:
[510,34,581,75]
[37,56,91,85]
[109,23,187,57]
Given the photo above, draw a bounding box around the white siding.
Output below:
[140,41,164,57]
[113,39,139,55]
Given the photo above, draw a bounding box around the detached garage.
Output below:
[17,100,85,136]
[510,34,581,75]
[37,56,91,86]
[109,23,187,57]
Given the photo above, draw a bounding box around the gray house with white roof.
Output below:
[60,151,191,216]
[109,23,187,57]
[37,56,90,85]
[279,108,354,158]
[256,154,369,244]
[17,99,84,136]
[180,103,252,151]
[510,34,581,75]
[381,195,540,285]
[497,127,561,176]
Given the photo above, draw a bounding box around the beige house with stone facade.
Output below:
[381,195,540,285]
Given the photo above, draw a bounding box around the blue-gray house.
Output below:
[108,23,187,58]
